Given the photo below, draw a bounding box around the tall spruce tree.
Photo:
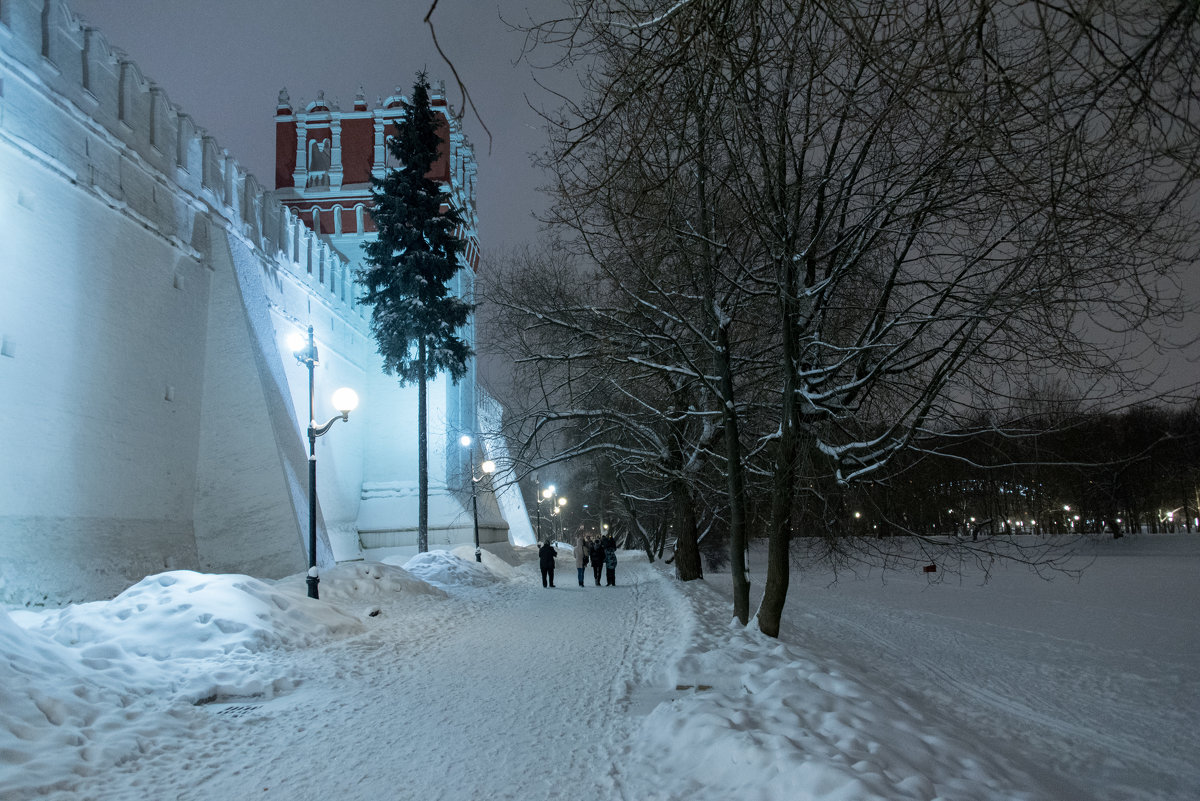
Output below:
[358,72,473,553]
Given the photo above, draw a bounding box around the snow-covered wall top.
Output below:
[0,0,365,329]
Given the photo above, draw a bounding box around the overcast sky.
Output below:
[69,0,563,257]
[58,1,1200,394]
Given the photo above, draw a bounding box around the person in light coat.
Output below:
[572,527,590,587]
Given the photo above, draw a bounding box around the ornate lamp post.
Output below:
[289,325,358,599]
[540,484,556,542]
[460,435,495,562]
[555,496,568,540]
[533,476,542,543]
[471,459,496,562]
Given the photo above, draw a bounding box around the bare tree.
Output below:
[484,243,737,579]
[503,0,1199,636]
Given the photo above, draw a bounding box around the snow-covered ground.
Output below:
[2,534,1196,800]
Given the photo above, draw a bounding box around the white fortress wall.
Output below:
[1,0,512,604]
[0,0,374,604]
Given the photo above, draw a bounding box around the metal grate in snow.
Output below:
[212,704,263,718]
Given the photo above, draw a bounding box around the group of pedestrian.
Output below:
[573,526,617,587]
[538,526,618,589]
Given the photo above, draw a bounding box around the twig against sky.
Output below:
[424,0,494,153]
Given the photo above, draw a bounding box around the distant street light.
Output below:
[556,496,568,540]
[290,325,358,600]
[538,484,558,542]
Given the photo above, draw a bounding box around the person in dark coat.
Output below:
[538,540,558,588]
[588,536,605,586]
[600,532,617,586]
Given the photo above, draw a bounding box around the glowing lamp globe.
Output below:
[331,387,359,415]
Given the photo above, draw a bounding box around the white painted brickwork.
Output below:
[0,0,506,606]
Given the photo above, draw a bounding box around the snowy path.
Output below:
[10,536,1193,800]
[88,552,687,801]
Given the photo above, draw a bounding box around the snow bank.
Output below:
[275,562,448,605]
[392,546,523,588]
[0,566,443,800]
[471,540,534,568]
[23,571,364,659]
[627,579,1045,801]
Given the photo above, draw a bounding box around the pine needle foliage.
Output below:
[358,72,473,385]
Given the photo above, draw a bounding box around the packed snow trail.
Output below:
[16,537,1187,800]
[89,550,687,801]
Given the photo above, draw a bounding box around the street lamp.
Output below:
[461,435,495,562]
[290,325,358,600]
[539,484,556,542]
[471,459,496,562]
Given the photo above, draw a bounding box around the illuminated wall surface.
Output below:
[0,0,506,606]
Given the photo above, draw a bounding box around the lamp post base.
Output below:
[306,574,320,599]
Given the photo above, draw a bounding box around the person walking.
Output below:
[572,527,589,587]
[600,531,617,586]
[588,535,605,586]
[538,540,558,588]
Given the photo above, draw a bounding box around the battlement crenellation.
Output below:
[0,0,363,321]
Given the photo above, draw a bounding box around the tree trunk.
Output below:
[759,239,802,637]
[757,368,798,637]
[719,334,751,625]
[672,478,704,581]
[418,339,429,553]
[694,106,750,621]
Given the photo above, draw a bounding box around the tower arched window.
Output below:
[305,138,331,189]
[384,133,402,171]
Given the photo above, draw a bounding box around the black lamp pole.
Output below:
[472,486,482,562]
[469,459,495,562]
[299,326,321,599]
[294,325,356,599]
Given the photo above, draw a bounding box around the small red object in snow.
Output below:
[923,563,937,573]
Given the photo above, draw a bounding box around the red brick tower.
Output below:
[272,85,479,271]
